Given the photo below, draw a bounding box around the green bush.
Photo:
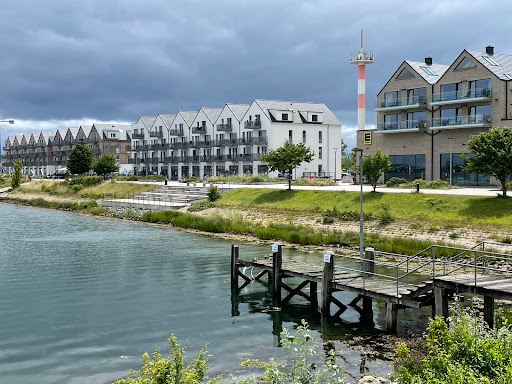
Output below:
[113,334,217,384]
[113,175,165,181]
[323,206,376,222]
[394,300,512,383]
[207,185,221,202]
[183,176,200,183]
[404,178,450,189]
[188,201,216,212]
[293,177,337,186]
[378,203,394,224]
[386,177,408,187]
[66,175,103,187]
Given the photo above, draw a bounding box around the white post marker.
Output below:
[272,242,281,253]
[324,251,334,263]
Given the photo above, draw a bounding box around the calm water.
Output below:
[0,204,432,384]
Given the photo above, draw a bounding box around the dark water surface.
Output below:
[0,204,432,384]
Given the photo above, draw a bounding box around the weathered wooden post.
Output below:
[484,296,494,329]
[386,301,398,332]
[434,286,449,318]
[230,244,239,288]
[272,243,282,306]
[321,251,334,315]
[310,281,318,309]
[364,247,376,275]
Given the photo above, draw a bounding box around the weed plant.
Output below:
[207,174,285,183]
[292,177,337,186]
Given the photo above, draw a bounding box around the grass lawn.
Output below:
[15,180,157,199]
[216,188,512,227]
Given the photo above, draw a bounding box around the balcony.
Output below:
[376,119,427,133]
[128,158,135,164]
[430,88,492,106]
[92,148,101,154]
[244,120,261,129]
[375,96,428,112]
[217,123,232,132]
[150,131,163,138]
[132,132,145,139]
[148,158,160,164]
[431,114,492,130]
[192,126,207,134]
[172,142,190,149]
[216,139,238,147]
[250,136,268,145]
[169,128,184,136]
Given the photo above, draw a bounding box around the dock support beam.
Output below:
[484,296,494,329]
[386,302,398,332]
[272,244,283,306]
[321,253,334,315]
[310,281,318,309]
[434,286,449,319]
[362,297,374,325]
[231,244,239,288]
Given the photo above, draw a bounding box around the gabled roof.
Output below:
[140,116,156,129]
[68,127,80,139]
[466,50,512,80]
[5,136,14,146]
[225,104,250,122]
[251,99,341,125]
[177,111,198,127]
[201,108,223,125]
[28,133,36,144]
[405,60,449,84]
[41,132,53,144]
[155,114,176,129]
[57,129,68,140]
[94,123,131,131]
[80,125,93,137]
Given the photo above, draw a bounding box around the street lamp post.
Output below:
[333,147,338,181]
[448,137,454,189]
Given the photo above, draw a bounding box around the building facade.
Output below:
[357,46,512,186]
[2,124,132,176]
[129,99,342,180]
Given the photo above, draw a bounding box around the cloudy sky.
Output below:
[0,0,508,149]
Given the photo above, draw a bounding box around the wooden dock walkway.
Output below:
[231,242,512,332]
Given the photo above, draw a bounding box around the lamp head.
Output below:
[8,120,14,124]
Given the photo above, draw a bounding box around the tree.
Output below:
[360,149,391,192]
[67,144,93,175]
[92,154,120,179]
[260,140,314,190]
[462,127,512,197]
[11,158,22,188]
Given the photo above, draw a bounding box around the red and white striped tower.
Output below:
[350,30,374,131]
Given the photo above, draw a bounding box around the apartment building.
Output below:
[129,99,342,180]
[2,124,132,176]
[357,45,512,186]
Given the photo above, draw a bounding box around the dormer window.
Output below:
[282,113,289,121]
[312,114,318,122]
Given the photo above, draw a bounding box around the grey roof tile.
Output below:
[405,60,449,84]
[226,104,250,121]
[466,50,512,80]
[140,116,156,129]
[253,99,341,125]
[179,111,198,127]
[201,108,223,124]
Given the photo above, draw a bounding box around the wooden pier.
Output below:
[230,242,512,332]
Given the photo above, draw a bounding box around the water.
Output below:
[0,204,432,384]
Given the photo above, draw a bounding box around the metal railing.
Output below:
[376,95,427,109]
[431,114,492,128]
[431,87,492,103]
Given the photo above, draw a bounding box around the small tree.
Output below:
[462,127,512,197]
[360,149,391,192]
[207,184,221,202]
[67,144,93,175]
[92,154,120,179]
[260,141,314,190]
[11,158,23,188]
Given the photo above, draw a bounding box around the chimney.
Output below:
[486,45,494,56]
[425,56,433,66]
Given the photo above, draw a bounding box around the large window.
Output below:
[407,111,427,128]
[384,91,401,107]
[407,87,426,105]
[440,82,462,101]
[469,78,491,97]
[385,154,426,181]
[440,153,490,186]
[440,108,462,125]
[384,113,401,130]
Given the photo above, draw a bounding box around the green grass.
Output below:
[216,188,512,227]
[0,176,12,188]
[16,180,157,199]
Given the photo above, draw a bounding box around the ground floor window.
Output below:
[170,166,178,180]
[440,153,489,186]
[229,165,238,175]
[243,165,253,174]
[385,154,426,181]
[192,166,200,178]
[258,165,268,174]
[203,166,212,178]
[181,166,189,178]
[216,166,226,176]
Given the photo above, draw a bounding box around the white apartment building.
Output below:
[129,99,342,180]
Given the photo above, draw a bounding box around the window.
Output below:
[407,111,427,128]
[318,147,322,159]
[255,114,260,122]
[407,87,427,105]
[386,154,426,182]
[455,57,476,70]
[282,113,289,121]
[482,56,499,66]
[440,153,489,186]
[440,82,462,101]
[421,66,437,76]
[312,114,318,122]
[396,68,414,79]
[227,117,232,124]
[318,131,322,143]
[384,90,402,107]
[384,114,401,130]
[288,130,293,142]
[302,130,306,143]
[469,78,491,97]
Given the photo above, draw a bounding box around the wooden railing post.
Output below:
[364,247,375,275]
[272,244,283,306]
[231,244,239,288]
[321,251,334,315]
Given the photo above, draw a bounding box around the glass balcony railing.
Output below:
[376,120,427,132]
[216,123,232,132]
[431,114,492,128]
[431,88,492,104]
[244,120,261,129]
[375,96,427,110]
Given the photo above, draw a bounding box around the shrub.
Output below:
[207,185,221,202]
[449,232,460,239]
[386,177,408,187]
[323,206,376,222]
[113,334,216,384]
[394,301,512,383]
[292,177,337,186]
[322,216,335,224]
[188,201,216,212]
[183,176,200,183]
[66,175,103,187]
[378,203,394,225]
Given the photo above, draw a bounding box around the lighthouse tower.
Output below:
[350,30,374,131]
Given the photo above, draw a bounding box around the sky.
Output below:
[0,0,509,150]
